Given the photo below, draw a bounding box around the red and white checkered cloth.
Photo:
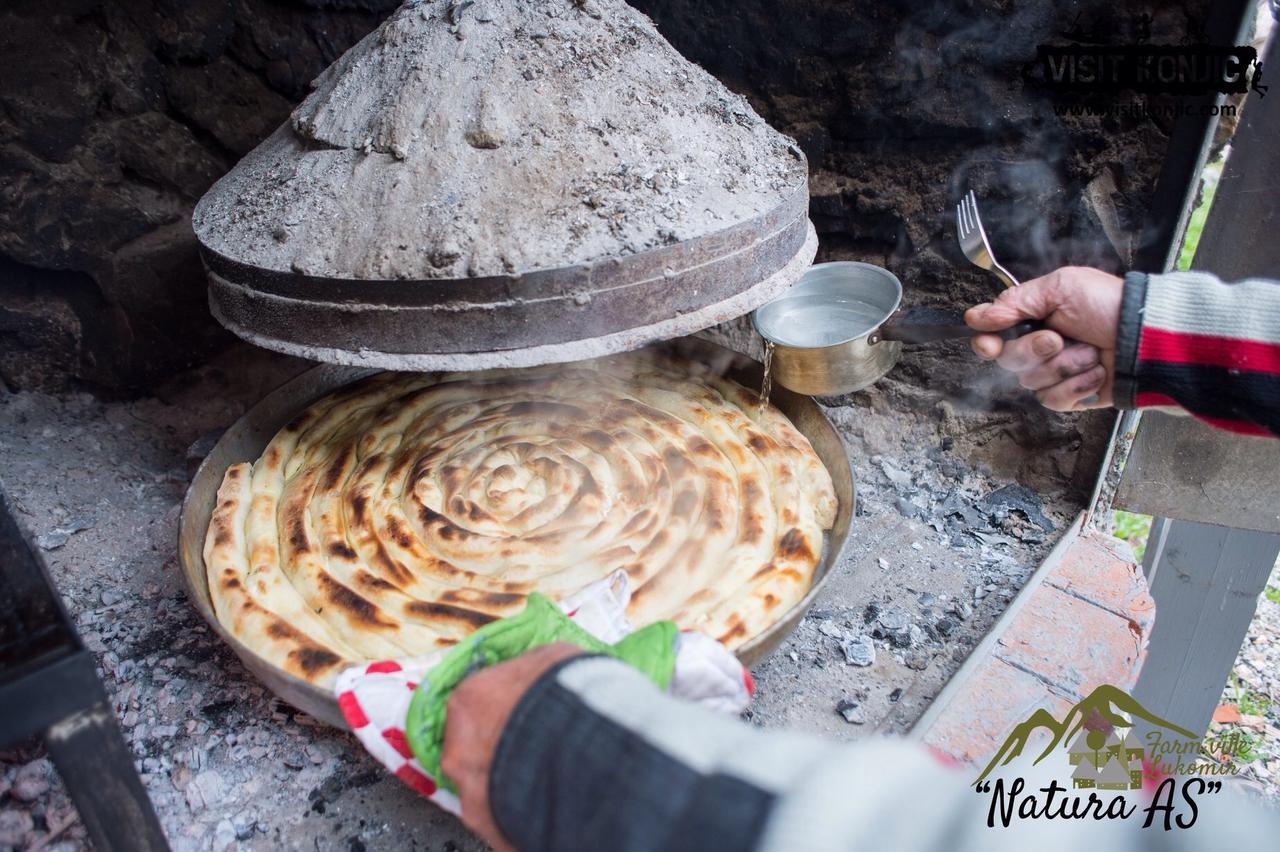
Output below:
[334,571,753,814]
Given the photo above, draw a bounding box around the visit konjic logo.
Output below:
[1024,12,1267,98]
[972,685,1249,830]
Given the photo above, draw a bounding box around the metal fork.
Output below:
[956,190,1020,290]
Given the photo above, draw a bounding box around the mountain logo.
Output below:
[973,684,1196,787]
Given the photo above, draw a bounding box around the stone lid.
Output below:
[192,0,814,370]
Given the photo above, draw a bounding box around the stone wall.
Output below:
[0,0,1215,489]
[0,0,398,394]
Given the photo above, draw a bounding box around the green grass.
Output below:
[1113,511,1153,562]
[1201,726,1263,765]
[1265,585,1280,605]
[1229,673,1272,717]
[1176,158,1224,271]
[1228,730,1263,764]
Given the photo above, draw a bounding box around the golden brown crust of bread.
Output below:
[204,350,837,686]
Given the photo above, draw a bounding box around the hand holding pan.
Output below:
[751,261,1043,397]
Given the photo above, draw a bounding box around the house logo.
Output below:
[1067,727,1146,790]
[972,684,1247,830]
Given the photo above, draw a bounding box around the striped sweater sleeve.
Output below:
[1114,270,1280,437]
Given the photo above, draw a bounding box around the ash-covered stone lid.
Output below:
[192,0,814,370]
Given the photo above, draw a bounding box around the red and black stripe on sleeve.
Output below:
[1115,271,1280,437]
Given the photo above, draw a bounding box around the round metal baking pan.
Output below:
[177,337,855,728]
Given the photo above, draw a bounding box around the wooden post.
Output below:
[1130,518,1280,737]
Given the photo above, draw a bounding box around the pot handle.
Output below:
[874,306,1043,345]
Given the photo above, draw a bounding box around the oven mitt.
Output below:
[404,592,678,793]
[332,570,753,814]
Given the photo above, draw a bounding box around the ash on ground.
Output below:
[0,344,1082,851]
[745,394,1078,737]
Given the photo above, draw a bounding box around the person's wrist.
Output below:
[442,643,587,851]
[1113,271,1150,409]
[486,651,598,842]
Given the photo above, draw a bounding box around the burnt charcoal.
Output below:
[10,761,51,803]
[835,698,865,725]
[967,529,1019,548]
[937,491,986,528]
[873,625,913,649]
[817,620,844,640]
[873,606,917,647]
[935,456,968,481]
[877,457,913,490]
[0,809,34,849]
[233,816,257,841]
[842,635,876,667]
[33,516,94,551]
[980,484,1056,533]
[904,651,930,671]
[876,606,911,632]
[907,624,925,647]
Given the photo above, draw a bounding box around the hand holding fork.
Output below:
[955,190,1115,409]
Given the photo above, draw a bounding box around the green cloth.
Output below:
[404,593,677,793]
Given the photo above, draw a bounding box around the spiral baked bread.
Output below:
[204,350,837,687]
